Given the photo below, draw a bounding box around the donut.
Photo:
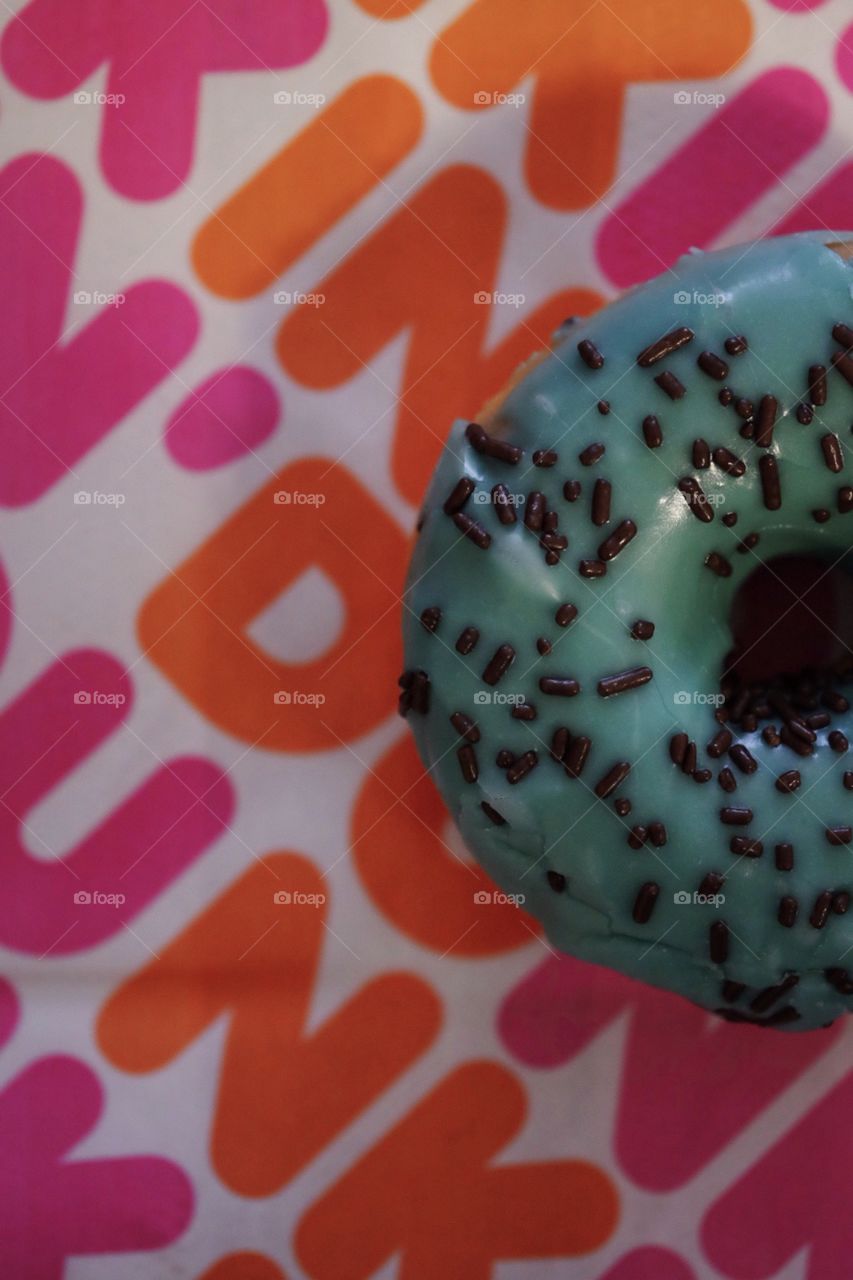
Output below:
[400,232,853,1031]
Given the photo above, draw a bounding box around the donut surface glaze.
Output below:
[401,232,853,1030]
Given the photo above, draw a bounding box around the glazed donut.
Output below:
[401,232,853,1031]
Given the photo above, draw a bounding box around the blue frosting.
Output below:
[403,233,853,1030]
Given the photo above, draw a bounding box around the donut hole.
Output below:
[722,554,853,724]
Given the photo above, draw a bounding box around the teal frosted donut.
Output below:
[401,232,853,1031]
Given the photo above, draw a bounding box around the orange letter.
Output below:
[193,76,423,299]
[296,1061,618,1277]
[278,163,601,505]
[98,854,441,1196]
[137,458,407,752]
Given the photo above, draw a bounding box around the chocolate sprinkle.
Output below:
[670,733,688,765]
[713,446,746,478]
[594,761,630,798]
[648,821,667,847]
[826,825,852,845]
[722,979,746,1002]
[758,454,781,510]
[450,711,480,743]
[776,769,801,794]
[810,891,833,929]
[838,486,853,514]
[443,477,475,514]
[692,438,711,469]
[821,433,844,473]
[730,836,763,857]
[719,386,734,405]
[591,478,611,526]
[492,483,518,525]
[524,491,545,531]
[420,606,441,632]
[709,920,729,963]
[697,351,729,380]
[453,511,491,548]
[778,897,798,928]
[547,870,567,892]
[631,619,655,640]
[563,480,581,502]
[579,559,607,578]
[755,396,777,447]
[579,442,605,466]
[775,843,794,871]
[550,727,570,762]
[455,626,479,655]
[555,603,578,628]
[655,370,686,400]
[813,508,831,523]
[632,881,660,923]
[533,449,558,467]
[642,415,663,448]
[465,421,521,465]
[506,750,538,784]
[797,403,814,425]
[539,675,581,697]
[718,767,737,793]
[832,322,853,349]
[628,825,647,849]
[536,637,552,656]
[457,744,479,783]
[708,729,733,758]
[699,871,725,895]
[615,797,632,817]
[482,644,515,686]
[724,335,748,356]
[826,967,853,994]
[597,666,652,698]
[729,744,758,774]
[808,364,828,406]
[511,701,537,721]
[831,350,853,387]
[751,974,799,1014]
[721,806,753,825]
[834,891,850,915]
[564,735,591,778]
[705,551,732,578]
[678,476,715,523]
[481,801,506,826]
[578,338,604,369]
[598,519,637,562]
[637,327,694,367]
